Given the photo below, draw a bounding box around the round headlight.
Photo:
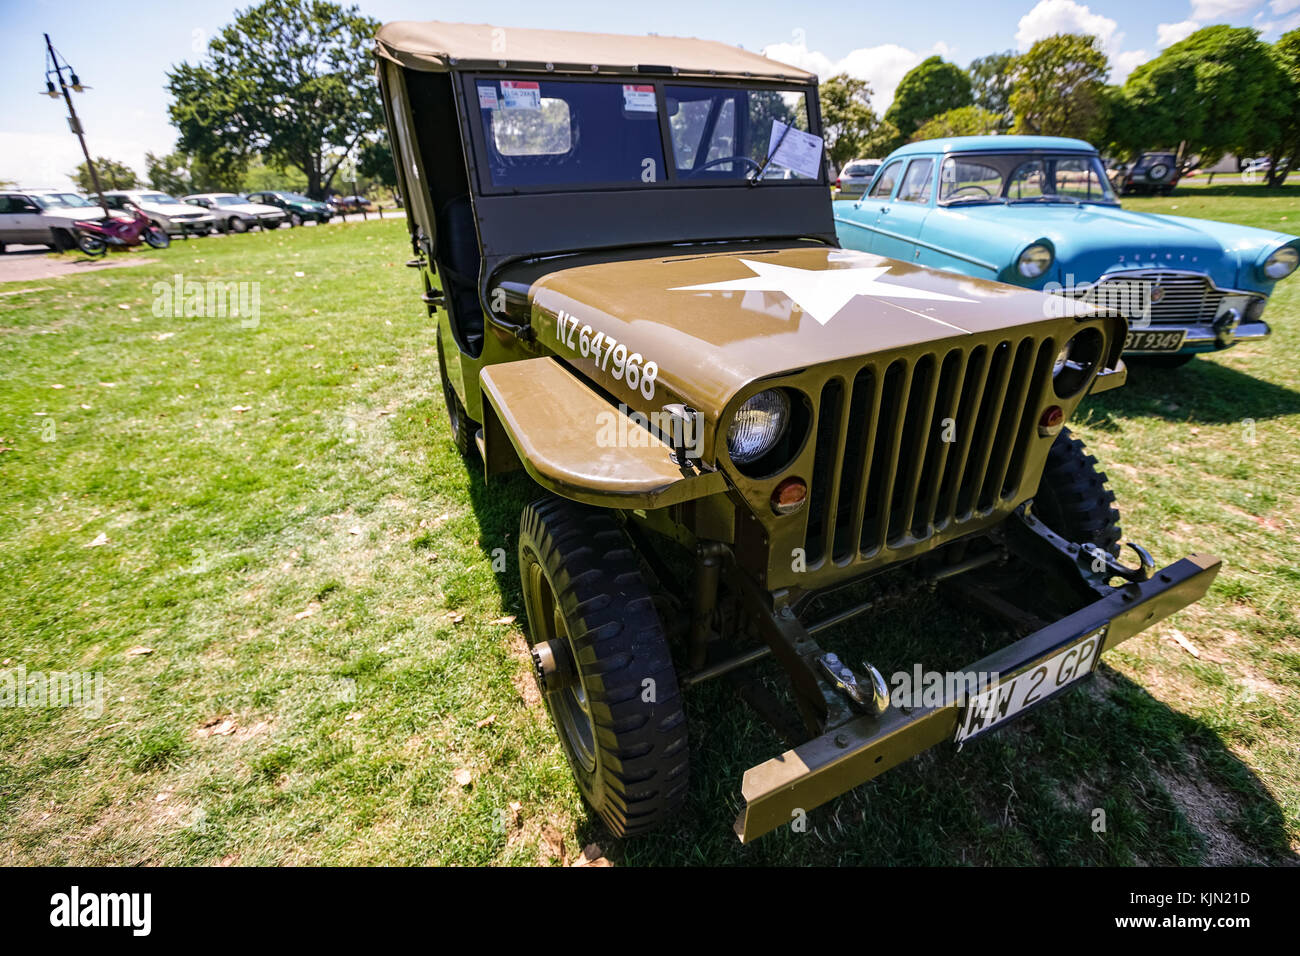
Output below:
[727,389,790,465]
[1263,246,1299,280]
[1018,243,1053,279]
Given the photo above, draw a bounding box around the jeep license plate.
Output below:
[954,625,1108,746]
[1124,329,1186,352]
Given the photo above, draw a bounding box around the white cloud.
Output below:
[1156,20,1201,46]
[1015,1,1154,81]
[1190,0,1261,18]
[1271,0,1300,13]
[761,39,952,112]
[1015,0,1122,52]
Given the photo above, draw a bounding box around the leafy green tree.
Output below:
[166,0,381,199]
[358,136,399,199]
[818,73,885,167]
[71,157,138,192]
[861,120,902,159]
[1010,34,1110,141]
[884,57,973,140]
[1263,29,1300,186]
[968,51,1016,130]
[1117,26,1284,167]
[911,106,1006,142]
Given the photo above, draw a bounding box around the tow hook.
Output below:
[818,652,890,716]
[1213,308,1240,347]
[1080,541,1155,583]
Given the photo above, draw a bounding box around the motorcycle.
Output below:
[72,204,170,257]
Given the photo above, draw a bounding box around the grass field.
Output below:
[1,188,1298,865]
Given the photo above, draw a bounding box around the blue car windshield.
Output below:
[938,153,1117,205]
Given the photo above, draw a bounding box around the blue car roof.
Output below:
[886,135,1098,158]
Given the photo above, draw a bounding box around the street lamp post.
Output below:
[42,33,109,218]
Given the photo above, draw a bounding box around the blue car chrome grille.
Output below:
[1062,271,1225,325]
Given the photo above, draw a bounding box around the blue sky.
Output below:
[3,0,1298,188]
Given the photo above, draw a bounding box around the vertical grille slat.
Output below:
[802,330,1050,567]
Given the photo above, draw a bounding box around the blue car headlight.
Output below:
[1262,246,1299,280]
[1017,243,1054,279]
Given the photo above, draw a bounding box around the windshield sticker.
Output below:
[500,80,541,110]
[766,121,824,180]
[477,84,499,110]
[622,84,657,112]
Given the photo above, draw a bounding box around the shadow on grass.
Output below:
[1089,356,1300,424]
[1169,183,1299,198]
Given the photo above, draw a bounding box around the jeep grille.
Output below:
[802,336,1056,566]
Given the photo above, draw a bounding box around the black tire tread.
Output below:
[519,496,689,836]
[1034,427,1122,556]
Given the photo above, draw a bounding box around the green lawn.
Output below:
[1,199,1297,865]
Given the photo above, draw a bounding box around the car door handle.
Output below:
[880,207,890,215]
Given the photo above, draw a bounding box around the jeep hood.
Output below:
[526,245,1096,429]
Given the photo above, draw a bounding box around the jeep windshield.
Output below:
[939,153,1117,206]
[466,76,818,192]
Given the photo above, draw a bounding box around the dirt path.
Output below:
[0,249,160,283]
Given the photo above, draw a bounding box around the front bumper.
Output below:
[1124,319,1271,355]
[733,548,1221,842]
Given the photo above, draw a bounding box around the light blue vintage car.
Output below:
[833,135,1300,365]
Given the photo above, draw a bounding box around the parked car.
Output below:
[834,135,1299,366]
[379,19,1218,842]
[328,194,372,214]
[1112,150,1182,195]
[101,190,216,236]
[0,189,121,252]
[244,190,332,226]
[835,159,882,198]
[180,193,287,232]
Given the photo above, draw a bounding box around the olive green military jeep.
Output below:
[375,20,1220,842]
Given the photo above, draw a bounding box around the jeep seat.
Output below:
[437,194,484,355]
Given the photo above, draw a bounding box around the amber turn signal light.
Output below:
[1038,404,1064,437]
[771,477,808,515]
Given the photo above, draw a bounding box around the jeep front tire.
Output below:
[1034,427,1122,556]
[518,496,689,837]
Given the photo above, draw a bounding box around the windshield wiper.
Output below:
[747,122,793,187]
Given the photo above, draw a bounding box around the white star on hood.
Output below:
[670,258,976,326]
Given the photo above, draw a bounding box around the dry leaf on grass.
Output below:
[230,405,253,413]
[86,533,108,547]
[488,615,517,626]
[125,646,153,658]
[453,768,473,788]
[293,603,320,621]
[197,716,238,738]
[475,714,496,729]
[571,844,612,867]
[445,610,465,624]
[1169,630,1200,658]
[540,824,567,864]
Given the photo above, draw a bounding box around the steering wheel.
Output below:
[685,155,762,179]
[948,183,993,199]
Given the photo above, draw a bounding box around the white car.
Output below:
[102,190,216,236]
[180,193,286,233]
[0,189,121,252]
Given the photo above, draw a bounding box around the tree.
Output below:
[884,57,973,140]
[968,51,1016,130]
[1117,26,1284,167]
[911,106,1005,141]
[358,136,399,200]
[71,157,139,192]
[166,0,382,198]
[1263,30,1300,186]
[1010,34,1110,142]
[818,73,885,168]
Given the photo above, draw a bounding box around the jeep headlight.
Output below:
[728,389,790,465]
[1263,246,1299,280]
[1018,243,1053,279]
